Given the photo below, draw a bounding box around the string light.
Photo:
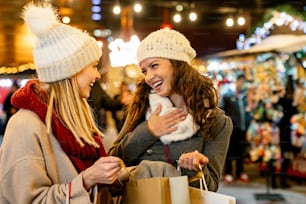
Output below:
[176,4,184,12]
[62,16,70,24]
[111,2,198,23]
[113,2,143,15]
[237,17,245,26]
[173,13,182,23]
[189,12,197,22]
[134,3,142,13]
[113,5,121,15]
[237,11,306,50]
[226,18,234,27]
[0,63,35,75]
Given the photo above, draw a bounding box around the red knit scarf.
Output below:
[11,79,107,172]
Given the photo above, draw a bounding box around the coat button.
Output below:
[146,149,153,155]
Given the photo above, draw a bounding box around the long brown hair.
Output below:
[119,59,220,139]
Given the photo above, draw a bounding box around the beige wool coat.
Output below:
[0,109,113,204]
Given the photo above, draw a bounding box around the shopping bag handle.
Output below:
[116,159,131,185]
[178,163,208,192]
[188,165,207,191]
[198,165,208,192]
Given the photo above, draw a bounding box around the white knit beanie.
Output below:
[137,28,196,65]
[22,3,102,82]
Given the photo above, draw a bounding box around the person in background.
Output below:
[111,81,132,132]
[1,81,20,136]
[0,3,125,203]
[273,75,298,188]
[293,79,306,113]
[108,28,233,191]
[219,73,252,183]
[88,80,127,132]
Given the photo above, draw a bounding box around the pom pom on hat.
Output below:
[137,28,196,65]
[22,2,59,37]
[22,2,102,82]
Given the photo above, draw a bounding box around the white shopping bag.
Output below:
[189,166,236,204]
[169,176,191,204]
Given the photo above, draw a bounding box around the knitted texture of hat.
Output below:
[22,2,102,82]
[137,29,196,65]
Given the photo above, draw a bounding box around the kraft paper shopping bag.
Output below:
[123,177,171,204]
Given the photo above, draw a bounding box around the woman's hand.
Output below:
[178,150,209,171]
[82,156,122,190]
[147,104,186,137]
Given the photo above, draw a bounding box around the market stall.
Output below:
[204,10,306,201]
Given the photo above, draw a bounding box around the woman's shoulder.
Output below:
[214,107,227,117]
[0,109,48,187]
[5,109,47,143]
[9,109,44,126]
[213,108,233,128]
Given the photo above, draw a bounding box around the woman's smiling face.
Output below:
[140,57,174,97]
[75,60,100,98]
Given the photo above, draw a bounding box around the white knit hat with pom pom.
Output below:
[22,2,102,82]
[137,28,196,65]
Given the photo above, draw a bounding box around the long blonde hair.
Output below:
[44,77,102,147]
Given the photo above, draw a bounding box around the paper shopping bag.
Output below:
[123,177,171,204]
[189,166,236,204]
[169,176,191,204]
[189,187,236,204]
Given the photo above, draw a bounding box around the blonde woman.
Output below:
[0,3,124,204]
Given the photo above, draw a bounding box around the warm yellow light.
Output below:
[173,13,182,23]
[176,5,183,12]
[108,35,140,67]
[134,3,142,13]
[237,17,245,26]
[189,12,197,21]
[113,5,121,15]
[226,18,234,27]
[15,24,35,63]
[62,16,71,24]
[198,65,206,73]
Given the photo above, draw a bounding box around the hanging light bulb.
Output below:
[226,17,234,27]
[237,17,245,26]
[189,12,197,22]
[113,5,121,15]
[176,4,184,12]
[134,3,142,13]
[62,16,71,24]
[173,13,182,23]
